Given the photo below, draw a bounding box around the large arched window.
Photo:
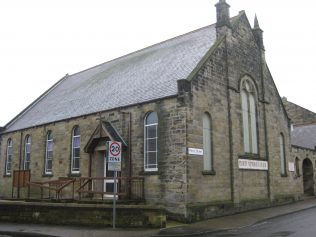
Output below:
[144,112,158,171]
[23,135,31,170]
[5,139,13,176]
[45,131,53,175]
[241,77,258,154]
[203,113,213,171]
[71,126,80,173]
[279,133,286,176]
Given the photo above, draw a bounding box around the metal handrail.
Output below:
[77,176,144,200]
[28,178,76,200]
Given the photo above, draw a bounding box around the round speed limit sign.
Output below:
[109,141,121,158]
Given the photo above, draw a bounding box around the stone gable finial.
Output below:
[254,14,260,29]
[252,15,265,51]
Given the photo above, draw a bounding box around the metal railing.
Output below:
[77,176,144,200]
[27,177,76,200]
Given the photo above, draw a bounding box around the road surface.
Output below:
[208,207,316,237]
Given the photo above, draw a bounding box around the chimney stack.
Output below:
[215,0,231,36]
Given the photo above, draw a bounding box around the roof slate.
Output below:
[5,24,217,132]
[291,124,316,150]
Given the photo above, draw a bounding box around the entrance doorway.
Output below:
[95,151,117,198]
[303,158,314,196]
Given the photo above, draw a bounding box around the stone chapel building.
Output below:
[0,0,307,222]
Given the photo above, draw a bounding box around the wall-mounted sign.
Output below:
[288,162,295,172]
[188,148,203,156]
[238,159,268,171]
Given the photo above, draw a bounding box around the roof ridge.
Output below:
[67,23,216,78]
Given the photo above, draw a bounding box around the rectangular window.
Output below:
[24,141,31,170]
[280,134,286,175]
[144,112,158,172]
[203,113,212,171]
[241,90,250,153]
[145,124,158,171]
[5,140,13,176]
[71,135,80,173]
[45,137,53,174]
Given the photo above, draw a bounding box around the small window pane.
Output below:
[106,183,114,193]
[73,126,80,136]
[47,160,52,171]
[74,158,79,169]
[147,125,157,138]
[147,151,157,163]
[73,137,80,147]
[47,151,53,159]
[74,148,80,158]
[147,138,157,151]
[146,112,158,125]
[47,141,53,151]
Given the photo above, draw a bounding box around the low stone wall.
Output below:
[0,200,166,228]
[184,195,297,223]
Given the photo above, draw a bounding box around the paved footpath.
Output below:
[0,197,316,237]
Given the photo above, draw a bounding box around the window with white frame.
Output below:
[279,133,286,175]
[203,113,212,171]
[144,112,158,171]
[5,139,13,175]
[45,131,53,174]
[71,126,80,173]
[241,77,258,154]
[23,135,31,170]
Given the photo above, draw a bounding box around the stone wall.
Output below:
[0,96,189,217]
[183,11,300,221]
[0,200,166,228]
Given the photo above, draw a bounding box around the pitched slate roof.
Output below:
[5,24,218,132]
[291,124,316,150]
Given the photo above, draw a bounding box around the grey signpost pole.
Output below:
[113,170,117,229]
[107,141,121,230]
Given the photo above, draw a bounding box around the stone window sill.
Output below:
[42,174,54,177]
[68,173,81,177]
[239,153,264,160]
[139,171,160,176]
[202,170,216,176]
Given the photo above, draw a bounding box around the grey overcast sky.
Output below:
[0,0,315,126]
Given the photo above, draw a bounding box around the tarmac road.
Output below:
[207,207,316,237]
[0,232,57,237]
